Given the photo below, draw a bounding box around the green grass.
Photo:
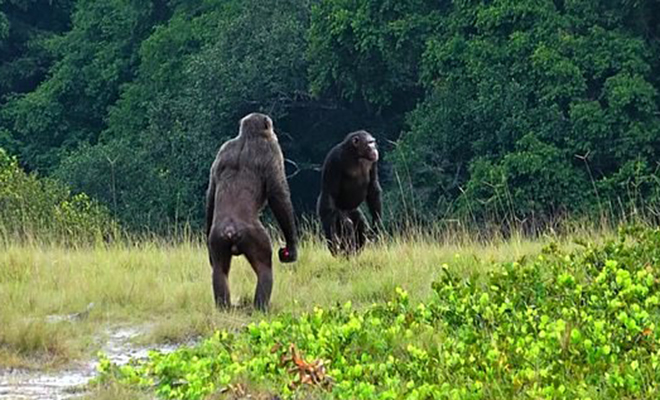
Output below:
[91,226,660,399]
[78,382,152,400]
[0,231,587,369]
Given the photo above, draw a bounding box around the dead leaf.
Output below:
[277,343,334,391]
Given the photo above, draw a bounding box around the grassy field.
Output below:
[0,231,579,370]
[75,226,660,400]
[6,227,642,400]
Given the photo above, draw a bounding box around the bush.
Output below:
[390,0,660,225]
[0,148,118,243]
[96,226,660,399]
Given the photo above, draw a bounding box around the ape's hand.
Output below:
[278,246,298,263]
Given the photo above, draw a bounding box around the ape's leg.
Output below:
[348,209,367,254]
[241,224,274,311]
[321,211,341,256]
[212,255,232,308]
[320,208,343,256]
[338,213,356,256]
[208,229,232,309]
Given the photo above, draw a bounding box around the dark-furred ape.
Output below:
[205,113,298,311]
[317,130,382,256]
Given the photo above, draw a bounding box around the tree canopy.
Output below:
[1,0,659,232]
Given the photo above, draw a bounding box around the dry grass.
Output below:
[0,229,611,369]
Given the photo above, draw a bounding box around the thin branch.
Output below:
[285,158,301,179]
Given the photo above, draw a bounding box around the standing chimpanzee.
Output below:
[206,112,298,311]
[317,130,382,256]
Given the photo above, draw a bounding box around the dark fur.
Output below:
[206,113,298,311]
[317,130,382,256]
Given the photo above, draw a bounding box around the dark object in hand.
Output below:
[278,247,297,263]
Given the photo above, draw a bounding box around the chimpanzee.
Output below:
[317,130,382,256]
[206,112,298,311]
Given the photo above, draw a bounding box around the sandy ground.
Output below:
[0,325,180,400]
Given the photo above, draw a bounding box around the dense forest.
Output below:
[1,0,660,232]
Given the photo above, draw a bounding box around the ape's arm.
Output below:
[367,163,382,232]
[267,156,298,262]
[317,154,343,242]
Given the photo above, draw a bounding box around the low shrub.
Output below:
[0,148,118,244]
[96,226,660,399]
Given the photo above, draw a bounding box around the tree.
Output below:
[1,0,168,172]
[56,0,319,229]
[391,0,660,224]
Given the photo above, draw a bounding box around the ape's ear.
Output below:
[264,117,270,130]
[352,136,360,146]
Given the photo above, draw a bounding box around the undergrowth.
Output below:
[0,233,547,368]
[93,226,660,399]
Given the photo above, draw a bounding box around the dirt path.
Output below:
[0,326,179,400]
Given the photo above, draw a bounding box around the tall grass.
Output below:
[0,228,594,369]
[387,149,660,238]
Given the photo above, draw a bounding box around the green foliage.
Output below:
[308,0,441,109]
[1,0,165,172]
[0,11,8,43]
[459,134,591,222]
[1,0,660,231]
[0,147,117,242]
[53,0,315,230]
[392,0,660,224]
[54,140,171,231]
[0,0,73,101]
[96,226,660,399]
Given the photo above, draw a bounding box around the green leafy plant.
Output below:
[0,147,117,243]
[94,226,660,399]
